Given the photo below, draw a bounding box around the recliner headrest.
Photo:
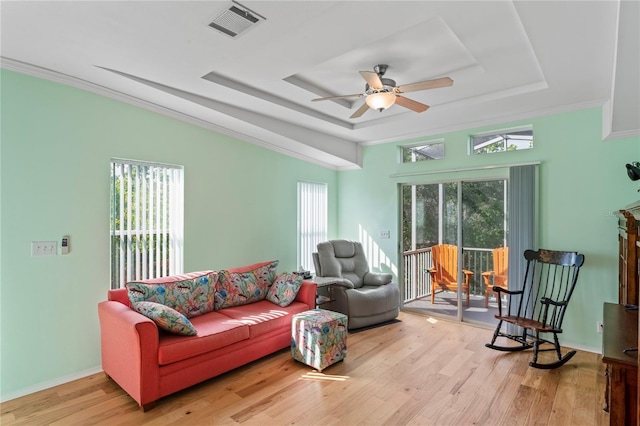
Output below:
[332,240,357,258]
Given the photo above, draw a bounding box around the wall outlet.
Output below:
[596,321,603,334]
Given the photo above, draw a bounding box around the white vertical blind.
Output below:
[297,181,328,273]
[126,163,132,279]
[141,165,148,279]
[155,167,162,278]
[110,159,184,289]
[161,169,167,277]
[134,164,141,280]
[117,163,125,286]
[170,168,184,275]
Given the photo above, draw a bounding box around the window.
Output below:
[297,181,328,273]
[110,159,184,288]
[471,128,533,154]
[401,141,445,162]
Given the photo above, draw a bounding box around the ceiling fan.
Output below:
[311,64,453,119]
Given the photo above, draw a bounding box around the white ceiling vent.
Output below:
[208,1,266,39]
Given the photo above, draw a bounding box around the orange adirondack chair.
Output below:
[481,247,508,308]
[428,244,473,306]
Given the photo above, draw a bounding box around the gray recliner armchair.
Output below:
[313,240,400,330]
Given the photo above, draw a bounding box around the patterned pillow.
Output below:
[132,301,197,336]
[266,273,303,307]
[215,260,278,310]
[126,271,218,318]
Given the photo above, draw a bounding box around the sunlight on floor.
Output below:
[300,371,350,382]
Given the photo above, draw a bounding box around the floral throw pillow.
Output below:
[266,273,303,307]
[215,260,279,310]
[132,301,197,336]
[126,271,218,318]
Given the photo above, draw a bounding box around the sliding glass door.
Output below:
[401,178,507,325]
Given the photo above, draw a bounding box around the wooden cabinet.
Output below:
[602,303,638,425]
[604,202,640,425]
[616,203,640,306]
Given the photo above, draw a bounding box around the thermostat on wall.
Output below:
[61,236,70,255]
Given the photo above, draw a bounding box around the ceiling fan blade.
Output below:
[350,102,370,119]
[395,95,429,113]
[359,71,384,90]
[396,77,453,94]
[311,93,363,102]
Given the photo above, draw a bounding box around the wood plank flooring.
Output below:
[1,311,609,425]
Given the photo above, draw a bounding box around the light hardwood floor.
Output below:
[1,311,609,425]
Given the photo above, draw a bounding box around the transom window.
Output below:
[401,141,445,163]
[471,128,533,154]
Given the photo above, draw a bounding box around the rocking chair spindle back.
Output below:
[485,248,585,369]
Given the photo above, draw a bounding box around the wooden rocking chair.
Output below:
[485,248,585,369]
[428,244,473,307]
[481,247,509,308]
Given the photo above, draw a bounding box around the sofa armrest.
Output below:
[363,272,393,286]
[98,300,160,408]
[295,281,318,309]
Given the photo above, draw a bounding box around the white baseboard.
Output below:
[0,366,103,403]
[565,341,602,355]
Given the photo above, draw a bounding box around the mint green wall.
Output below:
[338,109,639,351]
[0,70,338,399]
[1,68,638,400]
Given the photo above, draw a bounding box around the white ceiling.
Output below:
[1,1,638,169]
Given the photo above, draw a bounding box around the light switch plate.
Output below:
[380,230,391,239]
[32,241,57,256]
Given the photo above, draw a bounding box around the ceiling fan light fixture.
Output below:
[312,65,450,118]
[366,91,396,111]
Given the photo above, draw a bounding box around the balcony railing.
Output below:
[402,247,493,303]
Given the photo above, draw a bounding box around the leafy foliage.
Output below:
[402,180,506,252]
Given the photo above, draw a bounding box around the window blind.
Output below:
[297,181,328,272]
[110,159,184,288]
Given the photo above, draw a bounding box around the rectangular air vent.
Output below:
[208,1,266,38]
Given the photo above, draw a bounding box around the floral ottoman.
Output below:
[291,309,347,372]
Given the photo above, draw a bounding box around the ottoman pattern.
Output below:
[291,309,347,372]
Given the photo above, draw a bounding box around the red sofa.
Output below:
[98,278,316,411]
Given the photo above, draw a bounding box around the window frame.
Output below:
[400,139,446,163]
[110,158,184,289]
[469,126,533,155]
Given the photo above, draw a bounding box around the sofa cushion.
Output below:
[215,260,278,310]
[157,311,250,365]
[218,300,309,338]
[126,271,218,318]
[266,273,303,307]
[132,301,197,336]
